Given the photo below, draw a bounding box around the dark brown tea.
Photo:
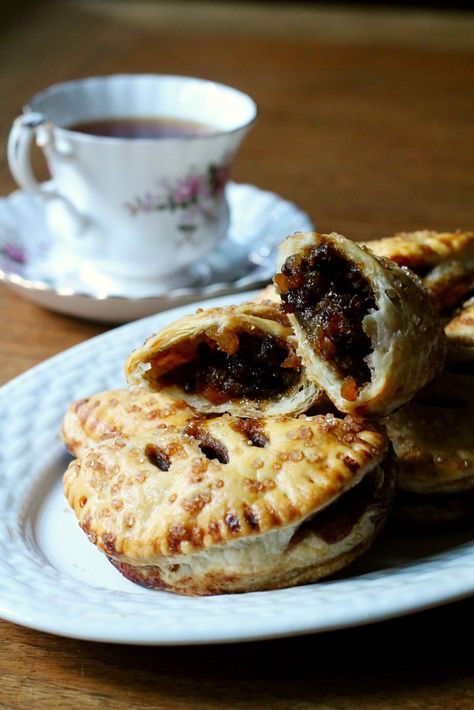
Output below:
[67,116,217,139]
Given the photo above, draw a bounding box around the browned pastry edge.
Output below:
[383,373,474,495]
[61,388,198,458]
[363,230,474,271]
[445,298,474,368]
[104,461,395,595]
[364,230,474,314]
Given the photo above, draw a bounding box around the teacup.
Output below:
[7,74,257,289]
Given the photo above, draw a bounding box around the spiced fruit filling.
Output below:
[290,469,380,546]
[162,331,300,405]
[276,243,376,388]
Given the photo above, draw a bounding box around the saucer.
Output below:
[0,183,312,323]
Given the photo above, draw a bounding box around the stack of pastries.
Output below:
[62,229,474,595]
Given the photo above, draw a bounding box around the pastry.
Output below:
[125,302,321,417]
[363,229,474,274]
[64,412,393,595]
[274,231,446,416]
[364,230,474,313]
[254,283,280,303]
[423,261,474,313]
[384,373,474,526]
[445,298,474,369]
[62,389,197,457]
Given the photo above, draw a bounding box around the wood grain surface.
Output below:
[1,2,474,707]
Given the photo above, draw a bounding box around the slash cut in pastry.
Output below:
[61,388,197,458]
[64,413,393,595]
[445,298,474,369]
[364,230,474,313]
[384,373,474,526]
[125,302,320,418]
[274,231,446,416]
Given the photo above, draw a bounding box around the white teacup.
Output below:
[8,74,257,289]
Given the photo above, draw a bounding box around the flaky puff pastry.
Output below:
[385,373,474,527]
[64,413,392,595]
[61,389,197,458]
[274,231,446,417]
[445,298,474,368]
[364,230,474,272]
[384,373,474,496]
[364,230,474,313]
[125,302,320,418]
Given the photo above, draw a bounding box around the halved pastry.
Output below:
[364,230,474,313]
[64,413,393,595]
[445,298,474,369]
[125,302,320,417]
[384,373,474,526]
[62,389,197,458]
[274,231,446,416]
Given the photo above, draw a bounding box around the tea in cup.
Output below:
[8,74,257,290]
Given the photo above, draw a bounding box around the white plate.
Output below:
[0,182,312,323]
[1,291,474,646]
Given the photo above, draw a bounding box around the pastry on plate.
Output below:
[423,261,474,313]
[364,230,474,313]
[62,388,197,457]
[384,373,474,526]
[363,229,474,273]
[274,231,445,416]
[64,413,393,595]
[445,298,474,369]
[125,302,321,418]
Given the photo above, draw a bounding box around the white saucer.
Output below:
[0,183,312,323]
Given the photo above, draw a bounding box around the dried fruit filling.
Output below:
[277,243,376,386]
[299,467,379,544]
[162,331,300,405]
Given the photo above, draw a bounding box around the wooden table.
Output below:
[1,2,474,707]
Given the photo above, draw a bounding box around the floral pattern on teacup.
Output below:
[124,163,230,233]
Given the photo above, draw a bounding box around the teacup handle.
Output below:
[7,112,91,249]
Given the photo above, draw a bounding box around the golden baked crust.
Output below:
[364,230,474,313]
[423,261,474,313]
[274,231,446,416]
[445,298,474,367]
[364,230,474,271]
[108,460,393,594]
[384,373,474,495]
[64,413,391,594]
[125,302,321,417]
[61,389,197,458]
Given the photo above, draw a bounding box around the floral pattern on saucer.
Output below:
[0,182,313,323]
[0,220,48,275]
[1,240,27,266]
